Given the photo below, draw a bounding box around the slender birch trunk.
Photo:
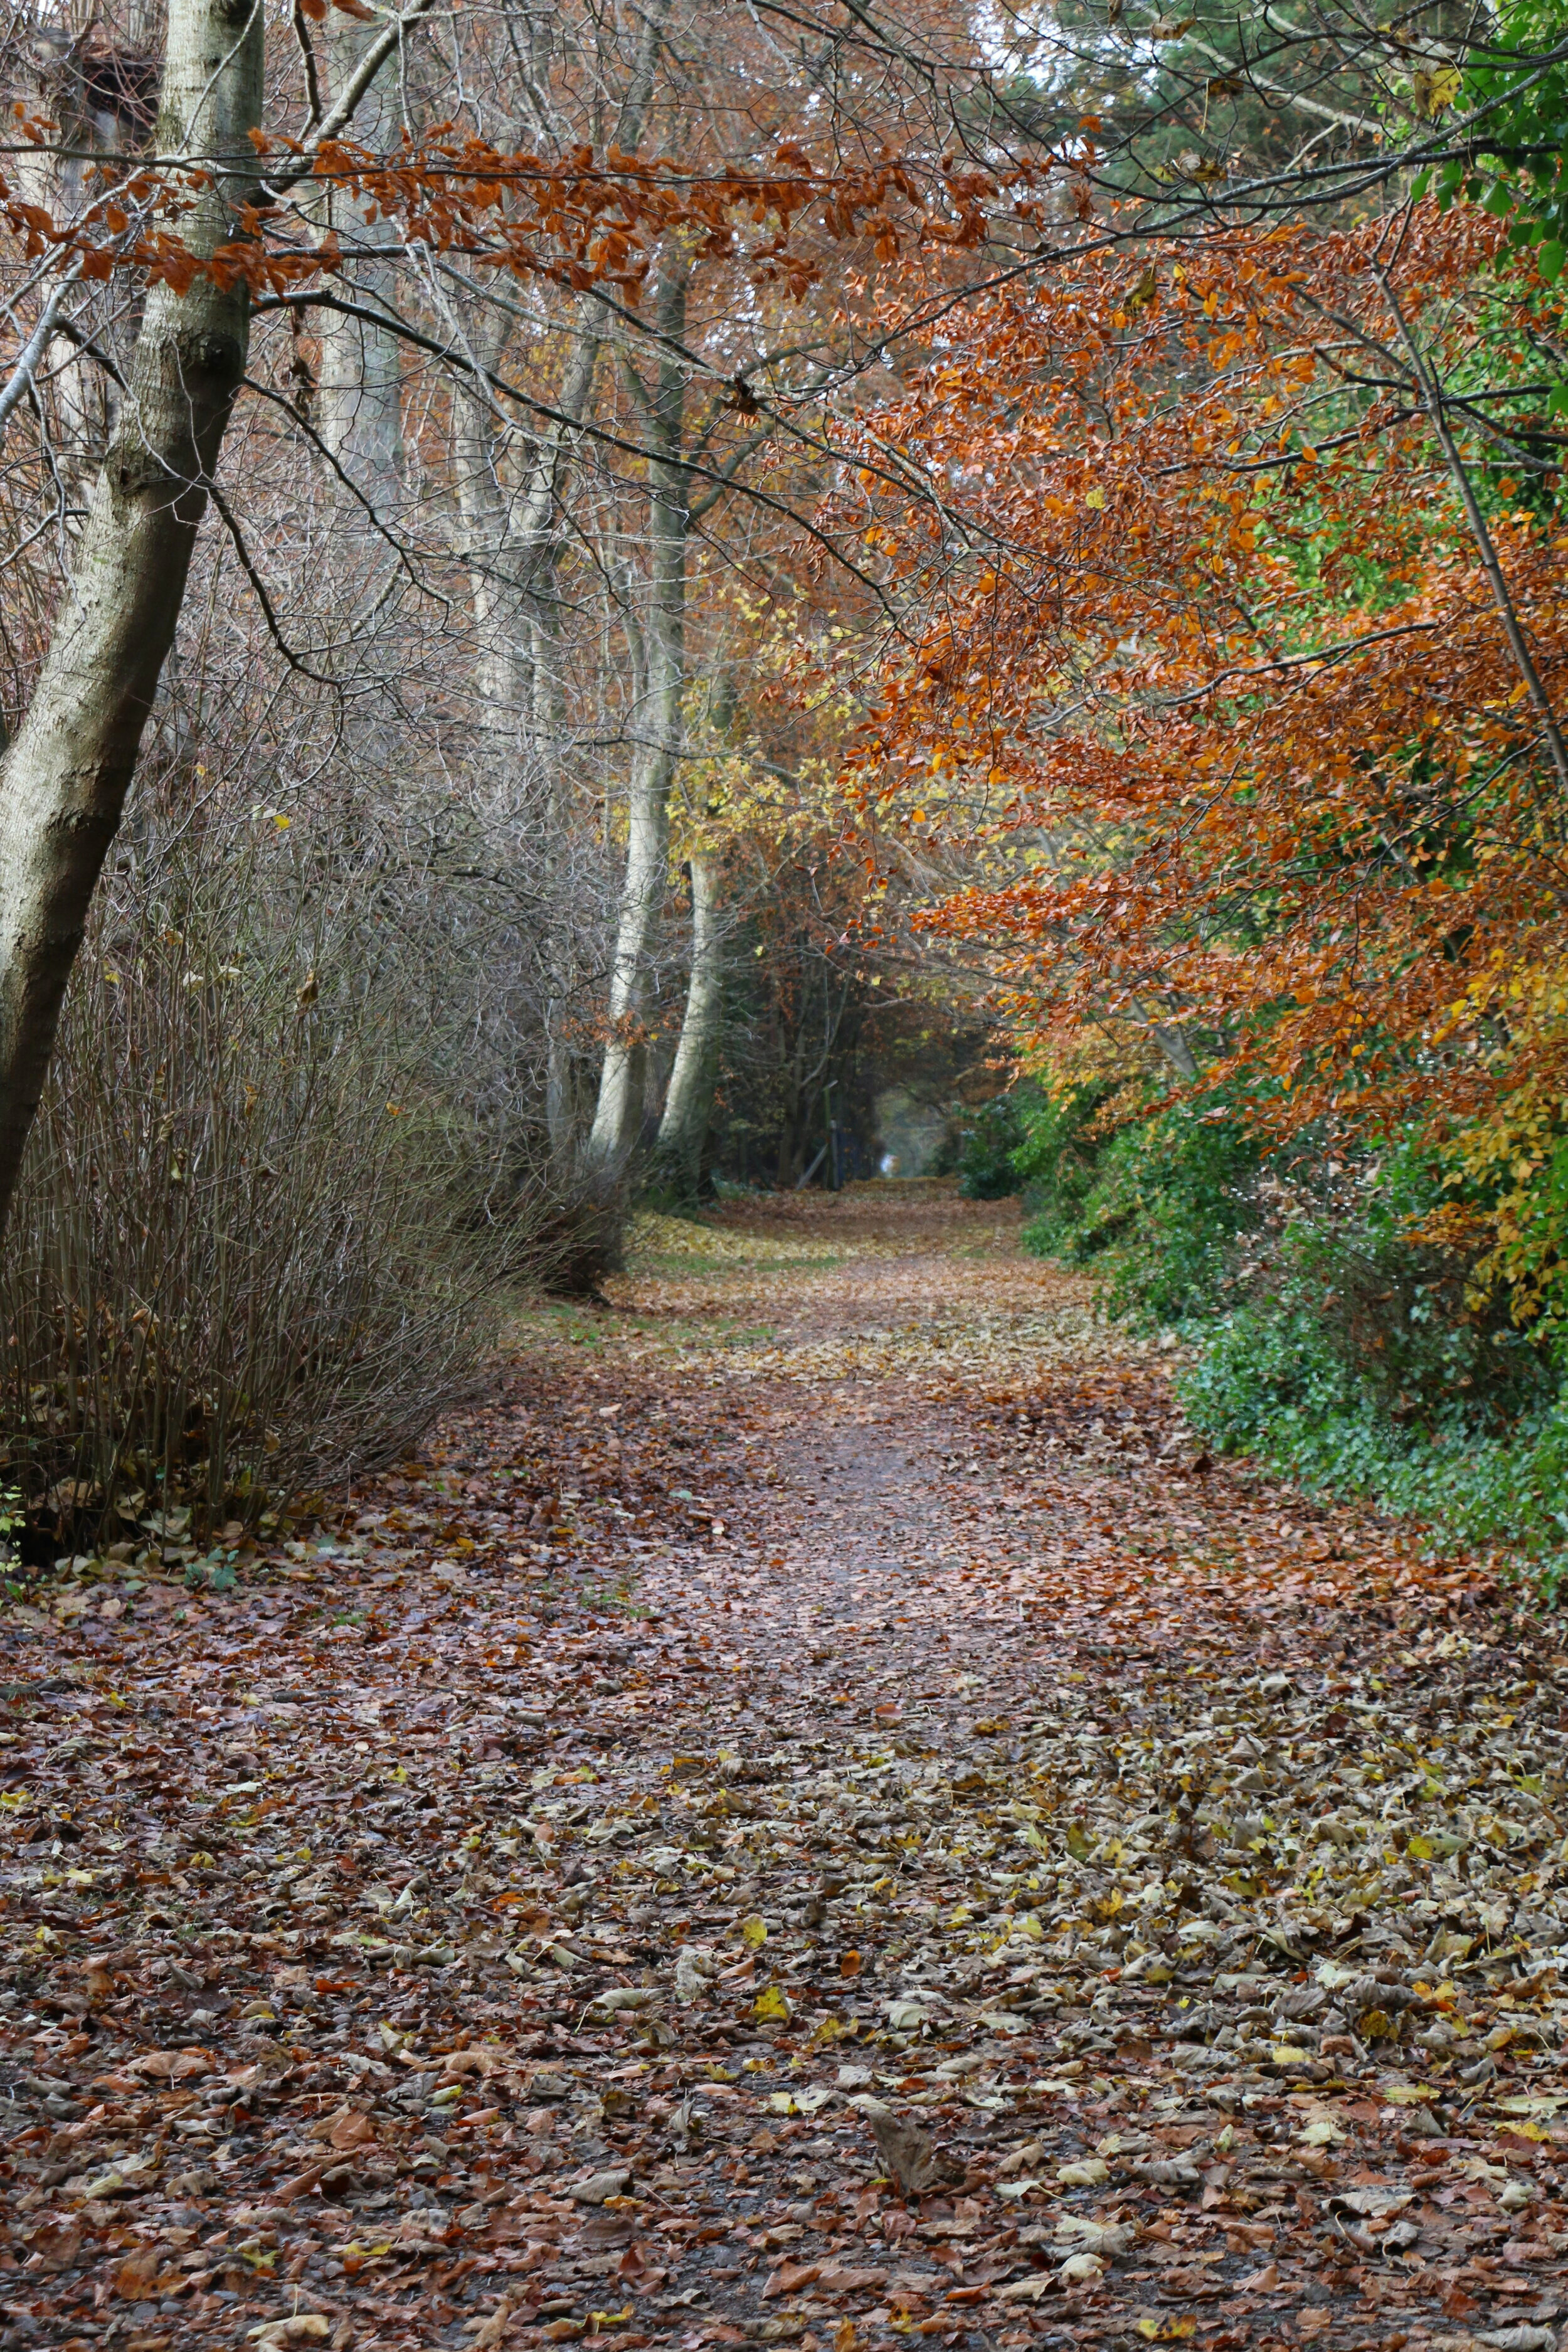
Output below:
[586,246,691,1173]
[0,0,265,1234]
[455,371,529,735]
[654,849,722,1192]
[17,45,135,524]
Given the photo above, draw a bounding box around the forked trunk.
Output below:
[654,852,722,1194]
[0,0,265,1232]
[586,250,690,1174]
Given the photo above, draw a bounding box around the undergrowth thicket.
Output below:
[968,1089,1568,1587]
[0,776,618,1572]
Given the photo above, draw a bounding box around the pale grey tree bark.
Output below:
[654,849,723,1192]
[454,325,597,739]
[453,322,599,1164]
[586,241,691,1173]
[449,0,672,1172]
[0,0,265,1233]
[318,14,403,492]
[15,27,156,527]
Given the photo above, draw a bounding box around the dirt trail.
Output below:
[3,1182,1567,2352]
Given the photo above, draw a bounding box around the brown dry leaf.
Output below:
[130,2045,211,2080]
[465,2295,517,2347]
[325,2107,375,2150]
[441,2043,507,2078]
[850,2097,963,2195]
[112,2245,162,2297]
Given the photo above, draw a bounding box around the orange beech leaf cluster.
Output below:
[845,204,1568,1144]
[0,137,1046,303]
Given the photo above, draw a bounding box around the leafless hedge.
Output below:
[0,765,600,1559]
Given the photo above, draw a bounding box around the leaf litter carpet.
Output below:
[2,1183,1567,2352]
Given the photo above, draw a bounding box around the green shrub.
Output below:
[954,1089,1036,1199]
[1017,1079,1568,1576]
[1184,1300,1568,1577]
[1018,1084,1261,1325]
[1013,1083,1119,1253]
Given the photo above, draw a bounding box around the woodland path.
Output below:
[2,1183,1567,2352]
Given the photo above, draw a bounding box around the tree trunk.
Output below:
[533,594,585,1168]
[453,11,670,1179]
[454,326,598,1165]
[586,248,691,1173]
[454,354,531,739]
[654,851,723,1194]
[318,14,402,492]
[456,326,597,763]
[0,0,265,1234]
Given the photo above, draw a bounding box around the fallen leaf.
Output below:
[569,2168,633,2205]
[465,2296,516,2348]
[1059,2252,1104,2284]
[850,2096,963,2195]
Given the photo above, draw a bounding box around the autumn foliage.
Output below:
[1,128,1015,302]
[849,206,1568,1172]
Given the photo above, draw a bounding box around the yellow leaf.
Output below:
[1084,487,1106,511]
[1066,1822,1091,1860]
[741,1914,768,1949]
[1406,1835,1435,1860]
[835,2324,857,2352]
[754,1984,791,2021]
[1298,2114,1346,2146]
[1412,62,1461,117]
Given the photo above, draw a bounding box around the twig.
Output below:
[1375,260,1568,801]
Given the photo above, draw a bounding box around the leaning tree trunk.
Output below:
[0,0,265,1235]
[654,850,723,1195]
